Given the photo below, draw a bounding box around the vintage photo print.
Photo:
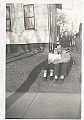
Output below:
[0,0,83,119]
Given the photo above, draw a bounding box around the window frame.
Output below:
[6,4,12,31]
[23,4,35,30]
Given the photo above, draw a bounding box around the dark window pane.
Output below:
[6,7,10,18]
[24,5,33,17]
[24,4,35,29]
[25,17,34,29]
[6,19,11,30]
[6,5,11,31]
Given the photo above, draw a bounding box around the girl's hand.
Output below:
[48,58,53,63]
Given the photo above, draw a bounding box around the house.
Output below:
[75,23,82,53]
[6,3,62,53]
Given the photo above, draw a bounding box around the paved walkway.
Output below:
[6,92,81,119]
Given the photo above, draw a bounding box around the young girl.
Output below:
[43,47,61,81]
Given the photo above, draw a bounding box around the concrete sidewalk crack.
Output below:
[22,93,38,118]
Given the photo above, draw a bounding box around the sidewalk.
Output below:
[6,92,81,119]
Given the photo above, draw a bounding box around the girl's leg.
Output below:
[59,62,69,84]
[54,63,61,83]
[49,63,54,80]
[43,63,50,81]
[60,62,69,77]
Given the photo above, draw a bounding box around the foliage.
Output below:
[57,11,70,36]
[57,12,68,26]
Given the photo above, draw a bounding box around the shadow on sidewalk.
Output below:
[6,59,47,110]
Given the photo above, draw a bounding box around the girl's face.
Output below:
[54,48,58,54]
[57,45,62,54]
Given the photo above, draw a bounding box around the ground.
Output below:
[6,47,81,93]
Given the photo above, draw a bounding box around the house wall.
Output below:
[6,4,59,53]
[75,23,82,54]
[6,4,49,44]
[49,4,57,44]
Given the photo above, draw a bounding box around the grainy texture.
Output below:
[6,49,81,93]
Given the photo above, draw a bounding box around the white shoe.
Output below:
[43,70,47,77]
[60,75,64,79]
[50,70,53,76]
[54,75,58,79]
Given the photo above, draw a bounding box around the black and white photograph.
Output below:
[0,0,83,119]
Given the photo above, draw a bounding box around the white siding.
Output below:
[6,4,49,44]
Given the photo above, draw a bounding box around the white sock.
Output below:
[44,70,47,77]
[60,75,64,79]
[50,70,53,76]
[54,75,58,79]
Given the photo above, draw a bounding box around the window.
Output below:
[23,4,35,30]
[6,5,11,31]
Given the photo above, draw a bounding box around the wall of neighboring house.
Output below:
[75,23,82,54]
[49,4,57,44]
[6,4,49,53]
[48,4,58,52]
